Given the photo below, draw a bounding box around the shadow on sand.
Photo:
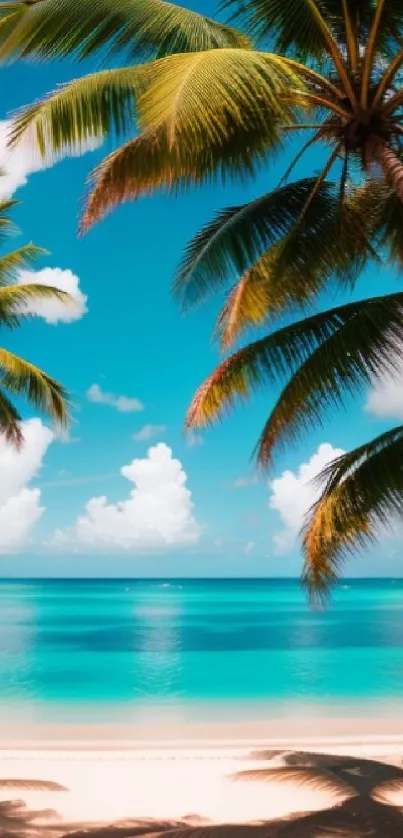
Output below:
[1,750,403,838]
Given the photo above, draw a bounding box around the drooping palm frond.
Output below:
[302,425,403,601]
[221,0,403,61]
[0,243,46,284]
[0,385,23,446]
[214,263,283,352]
[186,292,403,438]
[0,0,250,63]
[0,347,69,426]
[176,179,335,309]
[10,48,304,169]
[10,66,146,157]
[0,198,18,241]
[80,120,279,232]
[0,283,71,326]
[136,49,303,145]
[0,202,71,444]
[176,176,377,314]
[256,291,403,468]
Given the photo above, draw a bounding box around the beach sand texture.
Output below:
[1,737,403,837]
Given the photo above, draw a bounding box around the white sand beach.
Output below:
[1,722,403,836]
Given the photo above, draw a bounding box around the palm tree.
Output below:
[2,1,403,594]
[0,198,70,444]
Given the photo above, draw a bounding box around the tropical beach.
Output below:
[1,579,403,834]
[1,0,403,835]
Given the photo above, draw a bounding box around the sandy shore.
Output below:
[0,721,403,836]
[2,708,403,746]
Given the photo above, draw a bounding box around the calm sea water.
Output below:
[1,578,403,724]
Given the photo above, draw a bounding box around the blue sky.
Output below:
[0,1,402,578]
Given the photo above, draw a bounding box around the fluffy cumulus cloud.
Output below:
[365,363,403,420]
[0,120,100,199]
[86,384,144,413]
[0,418,53,551]
[16,267,88,324]
[269,443,345,555]
[51,442,201,551]
[132,424,167,441]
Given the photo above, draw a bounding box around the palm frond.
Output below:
[0,198,18,241]
[80,121,275,232]
[175,179,333,309]
[0,348,69,426]
[0,283,71,326]
[0,384,23,447]
[10,67,145,157]
[0,243,46,284]
[0,0,250,63]
[257,291,403,468]
[221,0,403,59]
[221,0,334,57]
[186,292,403,441]
[302,425,403,602]
[214,261,283,352]
[137,48,305,150]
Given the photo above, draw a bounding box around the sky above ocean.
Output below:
[0,0,402,578]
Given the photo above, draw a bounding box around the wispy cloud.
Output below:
[132,424,167,441]
[41,473,116,489]
[186,431,204,448]
[86,384,144,413]
[244,540,256,555]
[225,475,258,489]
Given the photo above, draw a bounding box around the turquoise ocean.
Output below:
[1,578,403,725]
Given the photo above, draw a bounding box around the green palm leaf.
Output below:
[186,292,403,445]
[81,121,276,231]
[0,347,69,426]
[10,67,145,157]
[177,178,373,313]
[221,0,403,58]
[221,0,341,58]
[302,425,403,601]
[0,0,250,62]
[0,283,71,326]
[256,291,403,466]
[136,48,304,147]
[176,179,330,309]
[0,198,18,241]
[0,385,23,446]
[0,243,46,284]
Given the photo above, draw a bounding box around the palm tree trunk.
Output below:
[371,141,403,201]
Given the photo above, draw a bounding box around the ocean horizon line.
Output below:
[0,575,402,582]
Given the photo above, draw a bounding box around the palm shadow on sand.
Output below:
[1,751,403,838]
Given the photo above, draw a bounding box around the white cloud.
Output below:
[269,443,345,555]
[365,364,403,420]
[86,384,144,413]
[227,475,258,489]
[186,431,204,448]
[16,267,88,324]
[50,442,201,551]
[132,424,167,441]
[0,119,100,199]
[0,418,53,551]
